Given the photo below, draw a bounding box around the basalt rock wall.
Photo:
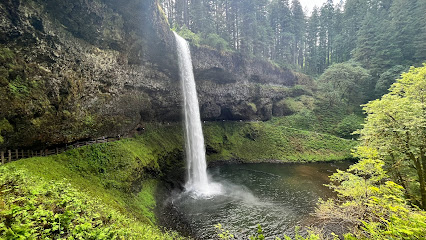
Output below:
[191,46,300,121]
[0,0,304,149]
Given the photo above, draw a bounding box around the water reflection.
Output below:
[168,162,351,239]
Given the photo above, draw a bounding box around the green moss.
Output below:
[157,3,169,26]
[134,180,158,225]
[2,124,186,238]
[0,44,132,148]
[270,99,365,139]
[203,121,356,162]
[0,167,184,239]
[247,102,257,112]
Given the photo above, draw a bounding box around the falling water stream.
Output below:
[174,32,222,197]
[171,32,352,239]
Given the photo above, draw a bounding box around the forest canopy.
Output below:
[161,0,426,98]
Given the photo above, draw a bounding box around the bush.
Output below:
[0,167,184,239]
[173,25,201,45]
[333,114,364,139]
[315,157,426,239]
[201,33,230,52]
[374,65,407,98]
[317,62,371,107]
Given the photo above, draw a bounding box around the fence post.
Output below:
[1,151,4,165]
[15,149,18,160]
[40,150,43,156]
[21,149,24,159]
[27,150,30,158]
[8,150,11,162]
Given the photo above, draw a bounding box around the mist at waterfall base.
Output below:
[162,162,351,239]
[174,32,222,197]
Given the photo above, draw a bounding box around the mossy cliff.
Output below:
[0,0,182,149]
[0,0,310,150]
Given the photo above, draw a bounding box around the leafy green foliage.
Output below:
[1,124,188,238]
[317,62,371,108]
[315,157,426,239]
[201,33,231,52]
[374,65,407,98]
[355,64,426,209]
[249,225,265,240]
[313,64,426,239]
[0,118,13,144]
[0,168,184,239]
[173,25,201,45]
[173,25,231,52]
[215,223,234,240]
[333,114,364,139]
[271,101,363,140]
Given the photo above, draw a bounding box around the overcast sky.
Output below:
[299,0,330,14]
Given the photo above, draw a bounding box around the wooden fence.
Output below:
[1,136,120,165]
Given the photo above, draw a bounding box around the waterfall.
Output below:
[173,32,221,197]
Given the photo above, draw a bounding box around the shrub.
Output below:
[0,167,184,239]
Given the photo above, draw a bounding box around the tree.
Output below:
[317,62,370,107]
[304,7,319,74]
[290,0,305,68]
[356,64,426,209]
[316,157,426,239]
[413,0,426,63]
[341,0,368,61]
[354,0,401,80]
[331,2,346,64]
[374,65,407,98]
[0,118,13,144]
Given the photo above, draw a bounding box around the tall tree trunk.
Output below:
[411,152,426,209]
[421,148,426,207]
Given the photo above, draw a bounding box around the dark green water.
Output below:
[166,162,351,239]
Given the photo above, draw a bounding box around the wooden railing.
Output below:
[0,136,120,165]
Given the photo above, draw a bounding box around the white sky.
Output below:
[299,0,329,14]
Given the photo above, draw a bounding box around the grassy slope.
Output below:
[204,121,356,162]
[1,121,355,238]
[1,124,186,239]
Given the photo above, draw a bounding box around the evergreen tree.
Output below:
[388,0,417,65]
[290,0,305,68]
[331,2,346,63]
[304,7,319,74]
[162,0,424,76]
[342,0,368,60]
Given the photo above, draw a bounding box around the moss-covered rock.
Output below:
[203,121,356,162]
[0,0,311,150]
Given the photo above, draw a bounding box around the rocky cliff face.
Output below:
[0,0,307,149]
[192,46,302,121]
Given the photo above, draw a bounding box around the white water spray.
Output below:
[173,32,221,197]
